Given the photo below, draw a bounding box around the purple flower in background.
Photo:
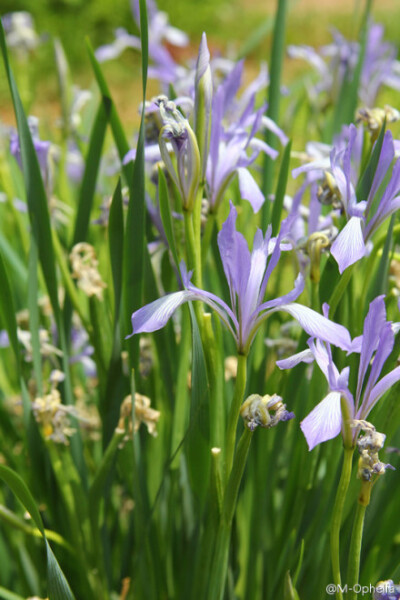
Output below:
[128,203,352,354]
[293,124,400,273]
[277,296,400,450]
[288,21,400,107]
[10,116,51,190]
[96,0,188,89]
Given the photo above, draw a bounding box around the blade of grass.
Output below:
[271,140,292,236]
[261,0,289,227]
[0,465,76,600]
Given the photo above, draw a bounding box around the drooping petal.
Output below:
[237,167,265,213]
[300,391,342,450]
[274,303,352,351]
[330,216,366,273]
[127,291,195,335]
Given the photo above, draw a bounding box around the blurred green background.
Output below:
[1,0,399,130]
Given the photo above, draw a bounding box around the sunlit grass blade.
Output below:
[0,465,76,600]
[261,0,288,227]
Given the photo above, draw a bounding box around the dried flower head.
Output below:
[32,388,77,445]
[240,393,294,431]
[352,420,394,481]
[117,393,160,441]
[70,242,107,300]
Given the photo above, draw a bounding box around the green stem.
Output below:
[225,353,247,479]
[346,501,367,600]
[330,446,354,600]
[207,428,253,600]
[184,208,202,289]
[201,211,215,266]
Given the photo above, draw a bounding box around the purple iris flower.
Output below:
[96,0,188,89]
[277,296,400,450]
[288,21,400,107]
[293,124,400,273]
[207,60,288,213]
[127,202,352,355]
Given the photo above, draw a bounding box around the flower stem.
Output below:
[225,353,247,480]
[346,500,367,600]
[330,446,354,600]
[207,427,253,600]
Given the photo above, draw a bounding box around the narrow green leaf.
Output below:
[365,214,394,308]
[109,177,124,324]
[158,167,180,269]
[185,304,210,506]
[261,0,288,226]
[0,588,26,600]
[356,119,386,204]
[0,249,20,367]
[271,140,292,236]
[0,22,61,326]
[331,0,372,135]
[71,97,111,245]
[0,465,75,600]
[123,0,149,369]
[85,40,134,187]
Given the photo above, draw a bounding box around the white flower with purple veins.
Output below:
[2,11,40,55]
[288,21,400,107]
[207,60,288,213]
[277,296,400,450]
[127,202,352,355]
[294,124,400,273]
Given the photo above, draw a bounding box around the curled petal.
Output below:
[276,348,314,369]
[237,167,265,213]
[301,391,342,450]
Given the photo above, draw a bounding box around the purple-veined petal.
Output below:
[358,366,400,418]
[331,216,366,273]
[127,291,195,335]
[217,202,251,303]
[300,391,342,450]
[272,303,352,351]
[276,348,314,369]
[237,167,265,213]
